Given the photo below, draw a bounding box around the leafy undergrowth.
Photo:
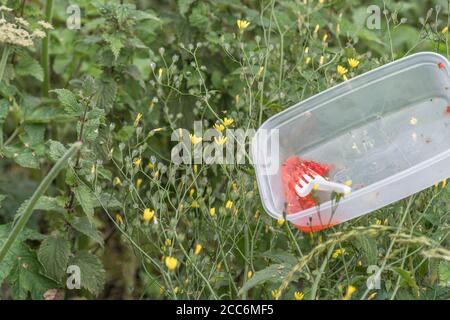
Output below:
[0,0,449,300]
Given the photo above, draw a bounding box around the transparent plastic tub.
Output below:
[252,52,450,232]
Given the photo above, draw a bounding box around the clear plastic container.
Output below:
[252,52,450,232]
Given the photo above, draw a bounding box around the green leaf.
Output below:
[0,194,5,209]
[19,124,45,148]
[38,236,71,282]
[391,267,420,297]
[353,235,378,265]
[70,216,103,246]
[439,261,450,287]
[239,264,290,295]
[93,77,117,111]
[178,0,195,16]
[103,34,124,61]
[47,140,67,162]
[7,243,56,299]
[14,149,40,169]
[51,89,83,116]
[69,251,105,296]
[15,53,44,82]
[74,185,95,224]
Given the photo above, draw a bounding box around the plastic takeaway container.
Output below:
[252,52,450,232]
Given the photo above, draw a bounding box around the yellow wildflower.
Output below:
[225,200,233,209]
[113,177,122,186]
[189,188,195,198]
[158,68,163,79]
[223,117,234,126]
[214,136,228,146]
[152,127,164,133]
[277,218,285,226]
[165,256,178,271]
[193,164,198,174]
[337,65,348,76]
[159,287,165,295]
[375,219,382,225]
[194,244,203,255]
[236,19,250,31]
[342,285,357,300]
[410,117,418,125]
[332,248,345,259]
[348,58,360,69]
[231,183,237,193]
[165,239,172,246]
[148,162,154,170]
[442,179,447,188]
[134,112,143,127]
[133,158,142,168]
[442,26,449,34]
[143,208,155,222]
[190,134,202,145]
[209,207,216,217]
[91,164,96,174]
[247,271,253,279]
[304,47,309,54]
[305,57,311,65]
[314,24,320,33]
[368,292,377,300]
[357,260,362,267]
[322,33,328,42]
[136,178,143,188]
[191,200,200,208]
[344,180,353,186]
[214,123,225,132]
[294,291,304,300]
[319,56,325,65]
[271,289,281,299]
[235,94,240,105]
[115,214,123,225]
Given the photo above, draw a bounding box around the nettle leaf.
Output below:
[7,242,56,300]
[238,264,290,295]
[70,216,103,246]
[15,53,44,82]
[14,149,40,169]
[69,251,105,296]
[19,124,45,148]
[77,107,105,143]
[51,89,83,116]
[47,140,67,162]
[93,78,117,111]
[103,34,124,61]
[74,185,95,224]
[178,0,195,16]
[38,236,71,282]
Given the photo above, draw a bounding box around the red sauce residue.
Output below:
[438,62,445,70]
[446,105,450,115]
[281,156,337,232]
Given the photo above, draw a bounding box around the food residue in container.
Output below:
[281,156,330,214]
[445,105,450,115]
[438,62,445,69]
[409,117,418,125]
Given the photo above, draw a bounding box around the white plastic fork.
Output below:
[294,170,351,198]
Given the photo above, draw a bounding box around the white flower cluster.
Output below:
[0,21,34,47]
[0,6,52,47]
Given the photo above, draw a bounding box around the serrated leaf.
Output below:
[353,235,378,265]
[14,149,40,169]
[47,140,67,162]
[104,34,124,61]
[92,78,117,111]
[19,124,45,148]
[178,0,195,16]
[69,251,105,296]
[38,236,71,282]
[239,264,290,295]
[70,216,103,246]
[15,53,44,82]
[7,243,56,300]
[74,185,95,224]
[51,89,83,116]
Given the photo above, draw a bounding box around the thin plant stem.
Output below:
[0,142,81,264]
[0,46,11,83]
[42,0,54,97]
